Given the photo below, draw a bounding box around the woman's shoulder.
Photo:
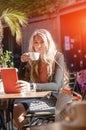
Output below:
[55,51,64,60]
[56,51,63,56]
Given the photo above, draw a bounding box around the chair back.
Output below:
[69,72,77,89]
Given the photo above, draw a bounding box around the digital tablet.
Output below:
[1,68,20,93]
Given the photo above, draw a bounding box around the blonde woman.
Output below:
[13,29,68,130]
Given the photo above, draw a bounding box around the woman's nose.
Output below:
[37,43,41,48]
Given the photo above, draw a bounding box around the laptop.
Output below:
[1,68,20,93]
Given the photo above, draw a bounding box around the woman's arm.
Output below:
[36,53,65,91]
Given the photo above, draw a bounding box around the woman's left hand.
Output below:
[16,80,30,93]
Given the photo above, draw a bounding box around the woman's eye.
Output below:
[33,41,44,46]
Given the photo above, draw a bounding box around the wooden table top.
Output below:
[0,91,51,99]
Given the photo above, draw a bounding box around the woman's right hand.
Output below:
[21,53,30,62]
[16,80,30,92]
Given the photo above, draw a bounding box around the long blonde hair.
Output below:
[28,29,58,82]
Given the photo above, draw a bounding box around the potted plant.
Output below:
[0,8,28,56]
[0,50,14,68]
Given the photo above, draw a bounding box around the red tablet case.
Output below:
[1,68,20,93]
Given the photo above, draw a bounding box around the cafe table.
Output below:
[0,91,51,99]
[0,91,51,130]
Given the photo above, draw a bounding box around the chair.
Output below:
[68,72,77,89]
[29,102,86,130]
[22,89,76,130]
[22,96,56,129]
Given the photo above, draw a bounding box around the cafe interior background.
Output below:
[1,0,86,73]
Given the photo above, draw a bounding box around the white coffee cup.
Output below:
[29,52,40,61]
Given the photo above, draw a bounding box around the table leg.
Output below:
[0,110,7,130]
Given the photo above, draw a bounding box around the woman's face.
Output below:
[32,34,46,54]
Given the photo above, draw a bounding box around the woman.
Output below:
[13,29,68,130]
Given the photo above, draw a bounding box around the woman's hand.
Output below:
[21,53,30,62]
[16,80,30,93]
